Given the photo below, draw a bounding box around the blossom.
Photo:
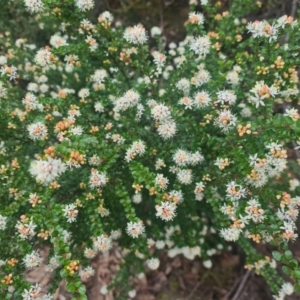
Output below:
[124,24,148,44]
[176,78,190,95]
[50,34,68,48]
[157,120,177,139]
[63,204,78,223]
[0,65,18,80]
[191,69,211,86]
[27,122,48,140]
[133,193,142,204]
[98,11,114,24]
[193,91,211,108]
[75,0,94,11]
[80,266,95,281]
[93,234,112,252]
[190,36,211,56]
[152,51,166,68]
[29,158,66,184]
[284,108,299,121]
[89,170,108,188]
[155,202,177,221]
[188,12,205,25]
[24,0,44,13]
[126,221,145,238]
[151,104,171,121]
[226,181,247,200]
[0,215,7,230]
[155,174,169,190]
[214,109,237,132]
[177,169,193,185]
[94,102,104,113]
[216,90,237,105]
[91,69,107,85]
[22,283,43,300]
[250,81,278,108]
[146,258,160,270]
[35,48,54,67]
[0,82,7,98]
[16,220,37,239]
[150,26,162,37]
[220,227,241,241]
[23,251,42,270]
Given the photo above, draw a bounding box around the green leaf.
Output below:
[284,250,293,260]
[294,269,300,279]
[272,251,282,261]
[288,259,298,268]
[294,283,300,293]
[282,266,292,275]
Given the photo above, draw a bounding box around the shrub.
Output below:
[0,0,300,299]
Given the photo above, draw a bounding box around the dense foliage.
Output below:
[0,0,300,299]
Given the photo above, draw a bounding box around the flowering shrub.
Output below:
[1,0,300,299]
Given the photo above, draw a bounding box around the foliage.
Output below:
[0,0,300,299]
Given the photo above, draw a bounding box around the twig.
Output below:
[222,276,242,300]
[186,280,203,300]
[231,270,251,300]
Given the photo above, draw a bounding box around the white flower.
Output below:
[23,251,42,270]
[155,202,177,221]
[284,108,299,121]
[80,266,95,281]
[250,81,278,108]
[133,193,142,204]
[193,91,211,108]
[22,283,43,300]
[179,97,193,109]
[0,215,7,230]
[216,90,237,105]
[190,36,211,56]
[50,34,68,48]
[147,258,160,270]
[214,109,237,132]
[98,11,114,23]
[203,259,212,269]
[100,285,108,295]
[188,12,205,25]
[16,220,37,239]
[157,120,177,139]
[0,82,7,98]
[124,24,148,44]
[94,102,104,113]
[177,169,193,185]
[62,204,78,223]
[35,48,54,67]
[150,26,162,37]
[24,0,44,13]
[30,157,66,184]
[126,221,145,238]
[89,170,108,188]
[151,104,171,121]
[155,174,169,190]
[220,227,241,241]
[128,290,137,298]
[93,234,112,252]
[191,70,211,86]
[91,69,107,85]
[78,88,89,99]
[280,282,294,296]
[226,181,247,200]
[75,0,94,11]
[84,248,97,259]
[27,122,48,140]
[176,78,190,95]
